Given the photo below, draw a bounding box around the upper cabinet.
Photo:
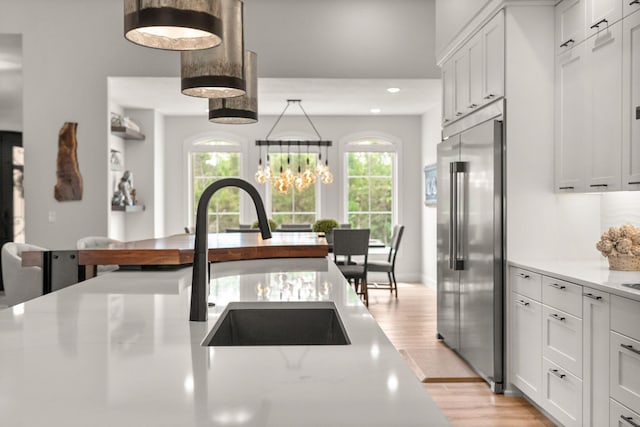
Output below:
[441,10,504,126]
[556,0,586,54]
[586,0,622,35]
[623,10,640,189]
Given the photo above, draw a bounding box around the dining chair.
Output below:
[332,228,370,306]
[365,225,405,298]
[1,242,47,306]
[77,236,120,274]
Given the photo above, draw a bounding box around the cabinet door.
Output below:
[556,0,586,54]
[453,50,469,120]
[586,0,622,36]
[583,289,610,427]
[610,331,640,413]
[586,21,622,191]
[442,61,455,125]
[542,357,583,427]
[623,10,640,189]
[467,32,483,112]
[625,0,640,19]
[610,398,640,427]
[555,42,587,192]
[483,10,504,102]
[542,305,583,377]
[511,293,542,402]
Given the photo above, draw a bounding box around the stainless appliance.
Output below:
[436,100,504,393]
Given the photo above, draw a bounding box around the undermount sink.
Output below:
[202,301,350,346]
[622,283,640,290]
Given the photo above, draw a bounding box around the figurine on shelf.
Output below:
[111,170,134,207]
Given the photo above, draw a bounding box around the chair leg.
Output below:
[391,270,398,298]
[362,277,369,307]
[387,272,393,294]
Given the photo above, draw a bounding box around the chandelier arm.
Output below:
[297,102,323,140]
[265,101,292,140]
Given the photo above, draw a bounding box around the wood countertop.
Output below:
[23,232,329,268]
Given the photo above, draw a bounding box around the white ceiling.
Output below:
[108,77,441,117]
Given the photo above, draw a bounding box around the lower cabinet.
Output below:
[583,289,610,427]
[511,292,542,400]
[542,357,583,427]
[611,398,640,427]
[610,331,640,413]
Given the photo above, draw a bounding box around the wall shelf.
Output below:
[111,126,145,141]
[111,204,145,213]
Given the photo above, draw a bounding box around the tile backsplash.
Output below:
[601,192,640,231]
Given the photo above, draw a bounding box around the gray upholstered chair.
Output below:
[332,228,370,306]
[1,242,46,306]
[365,225,405,297]
[76,236,120,274]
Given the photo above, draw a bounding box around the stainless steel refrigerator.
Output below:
[436,100,504,393]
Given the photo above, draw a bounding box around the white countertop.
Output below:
[509,258,640,301]
[0,258,450,426]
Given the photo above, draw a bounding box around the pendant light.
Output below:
[209,50,257,124]
[124,0,223,51]
[181,0,245,98]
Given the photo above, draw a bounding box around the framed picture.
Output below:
[424,164,437,206]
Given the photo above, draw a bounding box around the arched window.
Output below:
[187,139,242,233]
[344,138,397,244]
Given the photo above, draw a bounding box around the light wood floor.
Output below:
[367,283,556,427]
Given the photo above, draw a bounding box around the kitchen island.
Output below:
[0,257,450,426]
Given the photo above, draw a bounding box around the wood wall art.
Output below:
[54,122,83,201]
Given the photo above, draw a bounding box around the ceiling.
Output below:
[109,77,441,117]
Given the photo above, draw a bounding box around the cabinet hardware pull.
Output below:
[559,39,575,48]
[550,313,566,321]
[549,283,566,290]
[590,18,608,29]
[621,344,640,356]
[621,416,640,427]
[468,104,478,109]
[549,369,566,379]
[444,119,450,123]
[584,293,602,300]
[517,300,530,307]
[590,184,608,187]
[518,273,530,279]
[456,112,463,116]
[629,181,640,185]
[558,186,574,190]
[630,0,640,6]
[483,94,495,100]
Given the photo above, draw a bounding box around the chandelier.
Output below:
[255,100,333,194]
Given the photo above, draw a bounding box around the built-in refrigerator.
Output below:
[436,100,504,393]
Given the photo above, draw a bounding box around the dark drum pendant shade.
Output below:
[181,0,245,98]
[124,0,223,51]
[209,50,257,124]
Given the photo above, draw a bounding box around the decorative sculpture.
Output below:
[54,122,83,201]
[111,170,134,207]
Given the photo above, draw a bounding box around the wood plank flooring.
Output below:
[367,283,556,427]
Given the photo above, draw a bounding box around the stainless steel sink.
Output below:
[202,301,350,346]
[622,283,640,290]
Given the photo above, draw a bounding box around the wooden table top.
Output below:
[22,232,329,267]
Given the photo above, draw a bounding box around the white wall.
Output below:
[435,0,492,60]
[163,114,424,282]
[421,103,441,287]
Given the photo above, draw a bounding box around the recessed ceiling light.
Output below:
[386,87,400,93]
[370,108,381,114]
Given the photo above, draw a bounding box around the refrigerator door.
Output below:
[458,119,504,390]
[436,135,461,351]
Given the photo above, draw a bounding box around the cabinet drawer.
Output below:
[611,331,640,413]
[611,295,640,342]
[543,305,583,377]
[542,275,583,317]
[511,267,542,301]
[611,398,640,427]
[542,357,583,427]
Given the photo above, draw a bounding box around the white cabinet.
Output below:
[611,398,640,427]
[511,267,542,300]
[442,61,455,125]
[542,305,583,377]
[467,32,484,112]
[482,10,505,102]
[585,21,623,191]
[625,0,640,18]
[542,357,583,427]
[453,49,469,120]
[583,288,610,427]
[556,0,586,54]
[555,42,587,192]
[622,10,640,189]
[585,0,623,35]
[610,331,640,412]
[511,292,543,401]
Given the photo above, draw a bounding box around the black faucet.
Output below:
[190,178,272,321]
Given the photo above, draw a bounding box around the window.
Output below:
[268,152,318,225]
[189,140,241,233]
[345,139,396,243]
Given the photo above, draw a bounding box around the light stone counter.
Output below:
[509,258,640,301]
[0,258,450,426]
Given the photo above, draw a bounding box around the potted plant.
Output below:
[312,219,339,244]
[252,218,278,231]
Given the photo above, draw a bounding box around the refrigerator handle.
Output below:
[451,161,467,271]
